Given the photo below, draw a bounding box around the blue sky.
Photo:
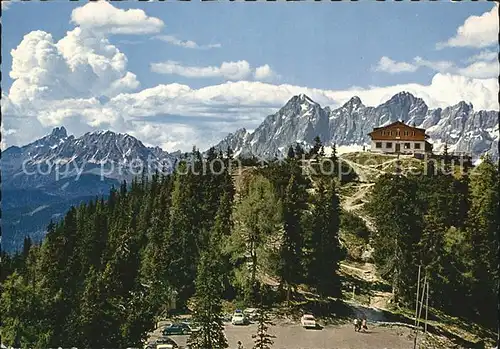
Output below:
[1,0,498,151]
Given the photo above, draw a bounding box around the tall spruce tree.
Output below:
[166,161,202,306]
[465,155,499,326]
[252,291,276,349]
[308,136,323,158]
[366,174,422,305]
[287,145,296,159]
[187,200,229,349]
[278,174,305,302]
[307,179,342,297]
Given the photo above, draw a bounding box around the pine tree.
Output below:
[22,236,32,260]
[307,179,342,297]
[308,136,323,158]
[287,145,296,159]
[188,202,229,349]
[166,161,202,306]
[331,143,337,163]
[366,174,422,305]
[78,266,110,348]
[465,155,499,326]
[252,292,276,349]
[278,174,305,302]
[294,144,305,159]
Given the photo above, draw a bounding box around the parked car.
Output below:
[300,314,317,329]
[181,320,200,332]
[231,312,248,325]
[162,322,192,336]
[156,345,175,349]
[243,308,258,320]
[144,337,179,349]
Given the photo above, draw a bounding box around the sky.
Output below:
[1,0,498,152]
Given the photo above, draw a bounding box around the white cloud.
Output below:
[70,1,164,35]
[373,56,418,73]
[151,60,252,80]
[437,3,499,49]
[374,56,455,75]
[0,123,17,151]
[3,73,499,152]
[375,55,499,79]
[155,35,221,49]
[8,28,140,106]
[458,61,499,79]
[413,56,455,72]
[465,49,498,63]
[254,64,278,82]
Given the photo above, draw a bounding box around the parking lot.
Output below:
[149,321,415,349]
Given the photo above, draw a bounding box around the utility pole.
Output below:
[413,267,423,349]
[414,265,421,328]
[425,280,429,333]
[414,275,427,349]
[417,275,426,325]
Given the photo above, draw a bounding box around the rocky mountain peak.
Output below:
[298,93,317,104]
[455,100,474,112]
[342,96,364,112]
[50,126,68,139]
[284,94,318,110]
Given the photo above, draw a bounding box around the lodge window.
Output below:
[376,142,382,148]
[414,143,421,149]
[412,131,415,136]
[386,142,393,148]
[404,131,409,136]
[404,143,411,149]
[390,131,394,136]
[381,131,385,136]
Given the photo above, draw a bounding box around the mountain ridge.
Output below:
[1,91,498,251]
[213,91,499,160]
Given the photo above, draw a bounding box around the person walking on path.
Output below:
[353,318,360,332]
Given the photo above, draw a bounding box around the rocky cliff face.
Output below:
[213,92,498,160]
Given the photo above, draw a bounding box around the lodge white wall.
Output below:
[370,140,426,153]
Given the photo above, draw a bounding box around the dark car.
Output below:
[162,322,192,336]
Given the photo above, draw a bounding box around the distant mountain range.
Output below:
[213,92,499,160]
[1,127,178,252]
[1,91,498,251]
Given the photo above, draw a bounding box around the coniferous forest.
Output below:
[1,143,498,348]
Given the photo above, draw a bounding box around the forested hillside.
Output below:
[366,155,499,328]
[1,142,498,348]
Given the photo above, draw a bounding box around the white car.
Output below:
[300,314,317,328]
[231,312,247,325]
[243,308,258,320]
